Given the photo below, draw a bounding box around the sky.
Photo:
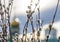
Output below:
[0,0,60,39]
[1,0,58,15]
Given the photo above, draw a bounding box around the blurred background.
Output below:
[0,0,60,40]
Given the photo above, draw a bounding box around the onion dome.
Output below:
[11,18,19,27]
